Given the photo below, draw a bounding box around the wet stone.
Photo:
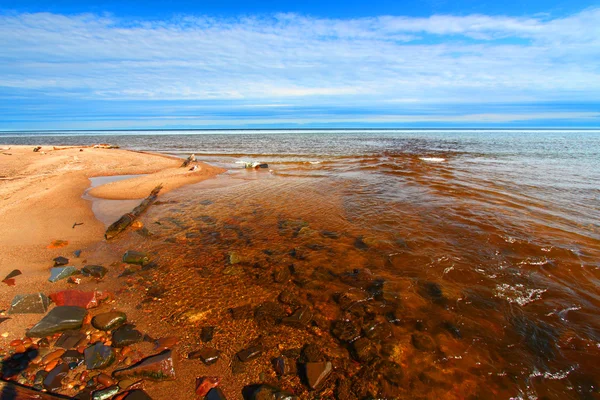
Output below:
[201,326,215,342]
[8,293,51,314]
[43,362,69,391]
[33,369,48,390]
[92,311,127,331]
[255,302,286,328]
[332,320,361,343]
[339,268,377,289]
[113,350,176,381]
[92,385,119,400]
[352,338,378,363]
[411,333,437,352]
[321,230,340,239]
[300,344,325,363]
[27,306,87,337]
[273,266,291,283]
[304,361,333,390]
[237,345,262,362]
[56,330,87,349]
[53,256,69,266]
[49,266,79,283]
[243,384,298,400]
[62,349,84,366]
[112,324,144,348]
[82,265,108,279]
[336,288,371,310]
[205,387,227,400]
[229,252,243,265]
[123,250,150,266]
[188,347,221,365]
[85,342,116,369]
[353,237,369,250]
[122,390,153,400]
[230,304,254,320]
[278,291,302,307]
[363,321,393,342]
[196,376,221,396]
[443,321,462,339]
[74,250,82,257]
[49,289,98,309]
[274,356,297,376]
[281,306,313,328]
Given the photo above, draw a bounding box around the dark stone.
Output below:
[321,231,340,239]
[300,344,325,363]
[242,384,298,400]
[205,388,227,400]
[43,362,69,391]
[352,338,378,363]
[201,326,215,342]
[26,306,87,337]
[53,256,69,266]
[304,361,332,390]
[188,347,220,365]
[281,306,313,328]
[62,349,84,366]
[237,345,262,362]
[74,250,82,257]
[379,360,403,387]
[273,356,297,376]
[122,390,153,400]
[230,304,253,320]
[278,291,302,307]
[336,289,371,310]
[82,265,108,279]
[255,302,286,328]
[122,250,150,266]
[362,321,393,342]
[33,369,48,390]
[55,330,86,349]
[92,385,119,400]
[113,350,176,381]
[353,237,368,250]
[48,266,79,283]
[112,324,144,347]
[331,320,361,343]
[92,311,127,331]
[411,333,437,352]
[8,293,51,314]
[85,342,116,369]
[419,281,446,305]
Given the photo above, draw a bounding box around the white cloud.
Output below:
[0,8,599,106]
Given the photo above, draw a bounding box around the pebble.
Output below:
[8,293,51,314]
[236,345,262,362]
[112,324,144,348]
[113,350,176,381]
[201,326,215,342]
[26,306,87,338]
[196,376,221,396]
[84,342,116,369]
[304,361,333,390]
[92,311,127,331]
[188,347,221,365]
[48,266,79,283]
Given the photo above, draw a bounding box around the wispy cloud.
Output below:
[0,8,599,128]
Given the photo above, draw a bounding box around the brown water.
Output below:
[108,146,599,399]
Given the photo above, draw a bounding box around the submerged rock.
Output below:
[49,290,99,309]
[205,388,227,400]
[304,361,332,390]
[188,347,220,365]
[27,306,87,337]
[43,363,69,391]
[196,376,221,396]
[122,390,153,400]
[112,324,144,348]
[92,311,127,331]
[82,265,108,279]
[53,256,69,266]
[55,330,86,349]
[201,326,215,342]
[92,385,119,400]
[352,338,378,363]
[85,342,116,369]
[122,250,150,266]
[281,306,313,328]
[242,384,298,400]
[48,266,79,283]
[237,345,262,362]
[8,293,51,314]
[411,333,437,352]
[274,356,297,376]
[230,304,254,320]
[331,320,361,343]
[113,350,176,381]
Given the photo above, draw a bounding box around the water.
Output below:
[2,129,600,398]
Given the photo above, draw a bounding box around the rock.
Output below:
[237,345,262,362]
[154,336,179,351]
[49,266,79,283]
[62,349,84,366]
[188,347,220,365]
[201,326,215,342]
[27,306,87,337]
[362,320,393,342]
[331,320,361,343]
[3,269,22,281]
[242,384,298,400]
[273,266,291,283]
[304,361,332,390]
[321,231,340,239]
[281,306,313,328]
[43,363,69,391]
[49,290,99,309]
[352,338,378,363]
[74,250,82,257]
[419,281,446,305]
[122,250,150,266]
[300,344,325,363]
[122,390,153,400]
[353,237,369,250]
[255,302,286,328]
[411,333,437,352]
[196,376,221,396]
[206,388,227,400]
[278,291,302,307]
[82,265,108,279]
[33,369,48,390]
[8,293,51,314]
[336,289,371,310]
[53,256,69,266]
[85,342,116,369]
[112,324,144,348]
[55,330,87,349]
[92,311,127,331]
[92,385,119,400]
[229,252,243,265]
[273,356,297,376]
[230,304,253,320]
[113,350,176,381]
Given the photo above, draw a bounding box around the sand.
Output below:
[0,145,224,341]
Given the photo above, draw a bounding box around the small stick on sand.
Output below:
[105,184,163,240]
[181,154,196,168]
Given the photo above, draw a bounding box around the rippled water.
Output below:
[3,130,600,398]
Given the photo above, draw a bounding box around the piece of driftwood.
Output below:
[105,184,163,240]
[0,379,70,399]
[181,154,196,168]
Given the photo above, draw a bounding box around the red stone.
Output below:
[154,336,179,351]
[195,376,220,396]
[49,290,98,309]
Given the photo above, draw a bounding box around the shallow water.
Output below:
[4,130,600,398]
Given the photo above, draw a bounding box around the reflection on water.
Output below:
[84,175,145,226]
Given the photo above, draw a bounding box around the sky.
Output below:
[1,0,599,130]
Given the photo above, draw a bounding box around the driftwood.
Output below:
[105,184,163,240]
[181,154,196,168]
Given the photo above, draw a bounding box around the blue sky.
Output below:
[1,0,599,129]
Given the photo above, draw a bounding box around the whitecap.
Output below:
[420,157,446,163]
